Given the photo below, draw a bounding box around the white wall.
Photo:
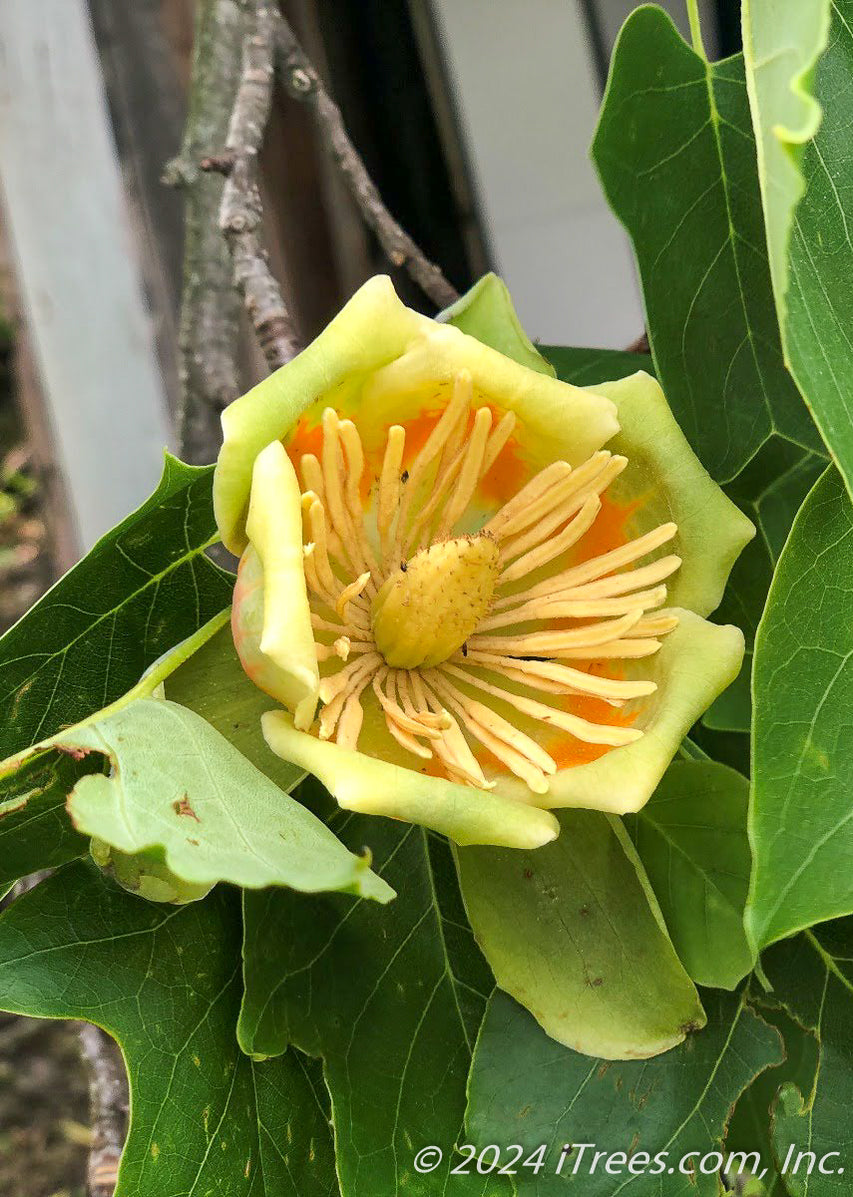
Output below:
[430,0,718,350]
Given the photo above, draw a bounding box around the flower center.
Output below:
[371,535,500,668]
[290,370,681,795]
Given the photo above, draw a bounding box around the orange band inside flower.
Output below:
[268,369,681,796]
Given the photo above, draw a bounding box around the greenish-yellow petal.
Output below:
[244,442,318,730]
[437,272,556,376]
[261,711,560,850]
[540,610,744,813]
[361,324,619,474]
[593,371,756,616]
[215,275,432,553]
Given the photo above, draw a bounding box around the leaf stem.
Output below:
[686,0,707,59]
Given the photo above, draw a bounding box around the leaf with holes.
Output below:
[39,697,392,904]
[744,0,853,503]
[0,456,233,760]
[592,6,821,483]
[239,781,510,1197]
[466,988,783,1195]
[724,1003,819,1197]
[763,920,853,1194]
[0,862,339,1196]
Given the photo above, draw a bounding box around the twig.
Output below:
[215,0,300,372]
[8,869,50,901]
[626,331,650,354]
[78,1023,127,1197]
[163,0,247,464]
[273,12,459,310]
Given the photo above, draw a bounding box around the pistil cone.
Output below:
[371,535,500,668]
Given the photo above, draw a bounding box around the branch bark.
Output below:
[164,0,247,464]
[213,0,299,372]
[273,12,459,310]
[78,1023,128,1197]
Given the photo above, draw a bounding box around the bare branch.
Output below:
[78,1023,127,1197]
[273,13,459,310]
[164,0,247,464]
[217,0,300,372]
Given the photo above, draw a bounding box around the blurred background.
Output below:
[0,3,738,1189]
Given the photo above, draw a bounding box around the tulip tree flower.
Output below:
[214,276,752,850]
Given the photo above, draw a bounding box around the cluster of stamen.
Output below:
[296,371,680,794]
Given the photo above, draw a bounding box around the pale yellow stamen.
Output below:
[454,649,657,701]
[390,371,472,564]
[427,671,553,794]
[469,609,645,655]
[495,452,610,545]
[321,408,365,575]
[483,460,573,537]
[404,446,467,555]
[315,638,353,662]
[439,663,642,747]
[550,638,662,660]
[497,523,679,609]
[435,406,492,539]
[372,669,442,741]
[395,672,451,730]
[482,411,516,475]
[318,653,382,739]
[306,496,341,600]
[499,493,602,584]
[377,425,405,554]
[335,571,372,621]
[477,584,669,631]
[499,455,626,563]
[414,673,494,789]
[299,453,343,556]
[339,419,380,587]
[319,652,381,706]
[634,613,680,637]
[290,385,680,794]
[336,678,370,750]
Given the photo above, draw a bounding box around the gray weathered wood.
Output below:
[0,0,173,552]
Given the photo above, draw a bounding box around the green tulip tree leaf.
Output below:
[625,760,752,990]
[0,750,97,888]
[744,0,853,503]
[0,456,233,760]
[46,697,392,903]
[239,783,511,1196]
[466,988,783,1195]
[705,440,825,734]
[540,345,652,386]
[593,6,821,484]
[747,467,853,951]
[163,622,306,793]
[455,810,704,1060]
[763,921,853,1194]
[0,862,339,1196]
